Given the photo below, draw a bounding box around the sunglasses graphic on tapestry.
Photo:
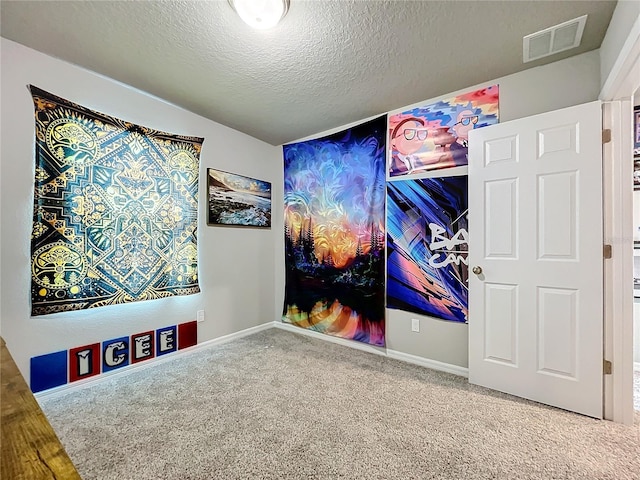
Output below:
[401,116,478,141]
[388,85,499,176]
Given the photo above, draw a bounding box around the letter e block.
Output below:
[156,326,177,356]
[131,331,155,364]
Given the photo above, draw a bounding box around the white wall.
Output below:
[1,37,604,381]
[0,38,282,379]
[277,49,602,368]
[392,50,601,367]
[635,301,640,364]
[599,0,640,93]
[635,98,640,366]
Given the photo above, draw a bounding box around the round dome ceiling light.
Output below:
[228,0,290,30]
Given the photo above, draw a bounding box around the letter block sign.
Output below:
[30,320,197,393]
[69,343,101,382]
[102,336,130,373]
[31,350,67,393]
[131,331,155,364]
[156,326,177,356]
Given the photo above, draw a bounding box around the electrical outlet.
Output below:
[197,310,205,323]
[411,318,420,332]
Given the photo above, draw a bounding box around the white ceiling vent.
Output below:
[523,14,587,63]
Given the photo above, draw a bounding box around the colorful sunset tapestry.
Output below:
[282,116,386,346]
[29,86,202,316]
[388,85,499,176]
[387,176,468,322]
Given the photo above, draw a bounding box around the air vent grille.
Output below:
[523,15,587,63]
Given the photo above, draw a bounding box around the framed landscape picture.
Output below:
[207,168,271,227]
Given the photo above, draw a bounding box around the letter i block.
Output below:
[69,343,101,383]
[156,326,177,356]
[131,331,155,364]
[102,336,130,373]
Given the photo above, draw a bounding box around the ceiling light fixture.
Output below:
[228,0,290,30]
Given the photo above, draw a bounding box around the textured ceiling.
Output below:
[0,1,616,146]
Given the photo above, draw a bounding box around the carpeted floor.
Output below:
[39,329,640,480]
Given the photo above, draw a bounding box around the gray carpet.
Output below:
[39,329,640,480]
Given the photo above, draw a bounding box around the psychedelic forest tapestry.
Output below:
[387,176,468,323]
[282,116,386,346]
[29,86,202,316]
[388,85,499,176]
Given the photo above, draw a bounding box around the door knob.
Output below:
[472,266,483,275]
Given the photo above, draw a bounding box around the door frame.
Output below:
[600,14,640,425]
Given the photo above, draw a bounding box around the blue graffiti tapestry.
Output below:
[283,116,387,346]
[29,86,202,316]
[387,176,468,322]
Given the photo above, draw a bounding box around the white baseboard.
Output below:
[273,321,468,378]
[35,321,274,400]
[634,362,640,372]
[273,321,387,357]
[387,349,469,378]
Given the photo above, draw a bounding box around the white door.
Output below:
[468,101,603,418]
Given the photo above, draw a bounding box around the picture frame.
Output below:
[634,158,640,191]
[206,168,271,228]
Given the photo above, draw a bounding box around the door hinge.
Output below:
[603,244,612,259]
[603,359,612,375]
[602,129,611,144]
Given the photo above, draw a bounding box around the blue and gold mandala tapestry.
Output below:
[29,86,203,316]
